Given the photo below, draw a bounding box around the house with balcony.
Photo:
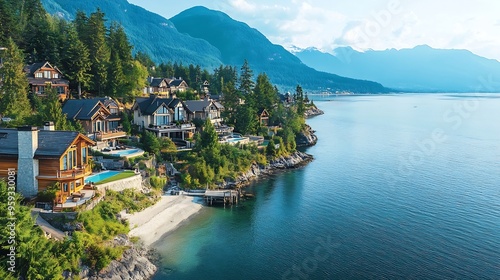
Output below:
[167,77,189,93]
[62,98,127,147]
[132,95,196,140]
[0,125,95,203]
[24,61,70,101]
[184,99,224,125]
[144,77,171,96]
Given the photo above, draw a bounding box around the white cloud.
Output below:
[229,0,256,13]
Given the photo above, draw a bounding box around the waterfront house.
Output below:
[132,95,195,139]
[167,77,189,93]
[0,125,95,201]
[62,98,127,146]
[184,99,224,124]
[144,77,171,96]
[24,61,70,101]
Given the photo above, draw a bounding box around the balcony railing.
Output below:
[56,165,91,179]
[95,130,127,141]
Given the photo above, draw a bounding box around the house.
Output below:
[258,109,270,126]
[132,95,195,139]
[24,62,70,101]
[201,80,210,94]
[184,99,224,124]
[167,77,189,93]
[0,125,95,202]
[62,98,127,146]
[144,77,171,96]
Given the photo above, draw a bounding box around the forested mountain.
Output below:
[170,6,388,93]
[294,45,500,92]
[41,0,223,67]
[40,1,388,93]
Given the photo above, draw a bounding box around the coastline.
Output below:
[125,195,204,248]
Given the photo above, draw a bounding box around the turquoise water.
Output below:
[113,148,142,156]
[153,94,500,279]
[84,170,121,184]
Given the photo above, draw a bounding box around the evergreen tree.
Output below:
[86,8,110,95]
[238,59,254,96]
[43,87,71,130]
[252,72,278,111]
[60,24,91,98]
[234,104,257,135]
[220,81,240,126]
[0,38,31,124]
[106,50,126,98]
[296,84,305,115]
[199,118,218,150]
[0,0,18,44]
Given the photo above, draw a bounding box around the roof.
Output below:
[24,61,64,77]
[169,79,187,87]
[62,99,109,120]
[0,128,95,158]
[184,100,210,113]
[134,95,181,115]
[150,78,169,88]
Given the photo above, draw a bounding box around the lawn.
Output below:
[96,171,137,185]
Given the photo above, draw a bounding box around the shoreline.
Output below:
[125,195,205,248]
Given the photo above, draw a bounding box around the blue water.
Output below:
[153,94,500,280]
[113,148,142,156]
[84,170,121,184]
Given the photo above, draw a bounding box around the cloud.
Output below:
[229,0,257,12]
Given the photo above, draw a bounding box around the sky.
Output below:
[128,0,500,61]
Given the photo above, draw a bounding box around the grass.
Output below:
[96,171,137,185]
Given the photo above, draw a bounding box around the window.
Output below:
[62,155,68,170]
[38,86,45,94]
[57,87,65,94]
[157,106,168,114]
[53,73,59,79]
[73,150,77,167]
[44,71,51,79]
[70,182,74,192]
[35,72,43,78]
[68,151,73,169]
[156,115,169,125]
[63,183,68,192]
[82,147,87,164]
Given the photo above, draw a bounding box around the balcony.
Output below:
[38,165,92,180]
[95,130,127,141]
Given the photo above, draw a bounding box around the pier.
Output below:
[182,189,239,206]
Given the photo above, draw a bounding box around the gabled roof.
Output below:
[169,79,188,87]
[134,95,182,115]
[149,78,170,88]
[62,99,110,120]
[0,128,95,158]
[24,61,64,77]
[183,100,223,113]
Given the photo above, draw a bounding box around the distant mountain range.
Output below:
[41,1,388,93]
[294,46,500,92]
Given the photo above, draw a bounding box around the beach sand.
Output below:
[126,195,204,247]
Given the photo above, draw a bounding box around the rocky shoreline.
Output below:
[304,104,324,118]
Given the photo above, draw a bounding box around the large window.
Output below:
[156,115,169,125]
[35,72,43,78]
[70,182,74,192]
[44,70,51,79]
[62,155,68,170]
[156,106,169,125]
[63,183,68,192]
[82,147,87,164]
[68,151,73,169]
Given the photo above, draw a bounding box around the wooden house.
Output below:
[24,62,70,101]
[0,126,95,202]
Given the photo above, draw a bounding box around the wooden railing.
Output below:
[56,165,91,179]
[96,130,127,141]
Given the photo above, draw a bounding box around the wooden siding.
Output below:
[0,158,18,178]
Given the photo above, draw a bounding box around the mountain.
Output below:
[169,6,388,93]
[41,0,223,67]
[294,45,500,92]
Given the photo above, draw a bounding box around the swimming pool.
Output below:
[85,170,121,184]
[113,148,141,156]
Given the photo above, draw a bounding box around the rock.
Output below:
[304,105,324,118]
[296,124,318,147]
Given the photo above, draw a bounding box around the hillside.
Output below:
[41,0,223,68]
[170,6,388,93]
[294,46,500,92]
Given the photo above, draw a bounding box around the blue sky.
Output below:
[128,0,500,61]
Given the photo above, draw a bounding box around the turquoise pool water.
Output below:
[84,171,121,184]
[113,148,142,156]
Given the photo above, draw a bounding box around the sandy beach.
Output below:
[126,195,204,247]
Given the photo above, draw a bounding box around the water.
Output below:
[112,148,143,156]
[153,94,500,280]
[84,170,121,184]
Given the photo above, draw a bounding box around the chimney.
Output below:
[17,126,39,198]
[43,121,55,131]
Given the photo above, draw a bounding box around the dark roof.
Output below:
[184,100,211,113]
[24,62,45,76]
[134,95,180,115]
[0,129,93,158]
[169,79,187,87]
[150,78,169,88]
[62,99,108,120]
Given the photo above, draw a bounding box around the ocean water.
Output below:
[153,94,500,280]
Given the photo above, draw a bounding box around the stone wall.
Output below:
[95,174,143,193]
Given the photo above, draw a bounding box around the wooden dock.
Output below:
[182,189,240,206]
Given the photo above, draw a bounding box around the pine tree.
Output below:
[106,50,126,98]
[43,87,71,130]
[296,84,305,115]
[86,8,110,95]
[60,24,91,98]
[0,38,32,124]
[220,81,240,126]
[238,59,254,96]
[252,72,278,111]
[0,0,18,44]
